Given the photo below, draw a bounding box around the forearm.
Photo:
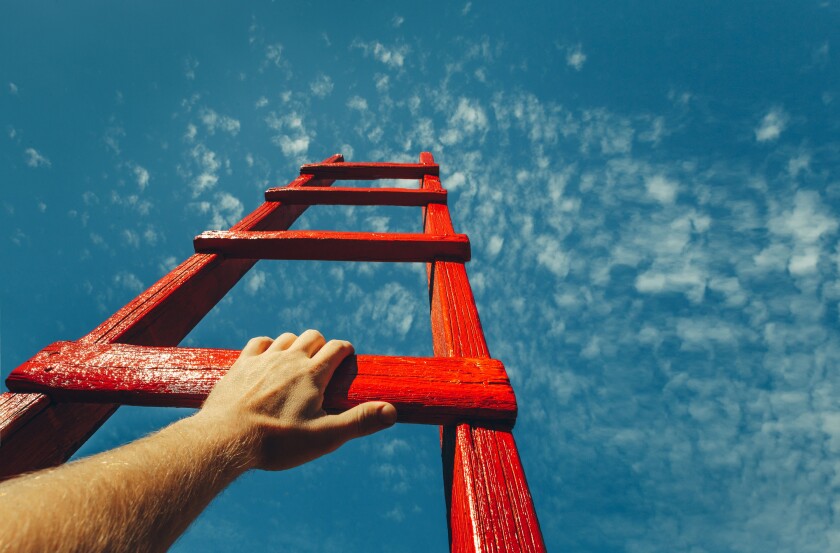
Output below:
[0,413,249,553]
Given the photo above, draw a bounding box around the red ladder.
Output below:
[1,152,546,552]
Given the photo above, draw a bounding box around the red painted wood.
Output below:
[300,162,439,180]
[0,392,49,442]
[0,155,344,479]
[265,186,447,206]
[420,151,546,552]
[7,342,516,428]
[194,230,471,263]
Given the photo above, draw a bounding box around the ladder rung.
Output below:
[300,162,439,180]
[194,230,471,262]
[265,187,447,206]
[6,342,517,428]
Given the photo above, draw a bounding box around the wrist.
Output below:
[176,412,258,478]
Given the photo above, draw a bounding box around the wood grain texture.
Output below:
[265,186,447,206]
[0,392,49,442]
[7,342,516,428]
[194,230,471,263]
[0,155,344,479]
[300,162,439,180]
[420,151,546,552]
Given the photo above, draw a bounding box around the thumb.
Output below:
[316,402,397,449]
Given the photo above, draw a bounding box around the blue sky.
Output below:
[2,1,840,551]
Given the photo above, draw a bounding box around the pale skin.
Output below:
[0,329,398,553]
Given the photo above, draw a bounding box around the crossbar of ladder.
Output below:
[194,230,471,262]
[7,341,517,428]
[300,162,439,180]
[265,186,447,206]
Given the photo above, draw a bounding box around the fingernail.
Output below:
[378,403,397,426]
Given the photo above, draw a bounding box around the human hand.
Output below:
[196,330,397,471]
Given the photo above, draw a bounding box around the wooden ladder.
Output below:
[1,152,546,551]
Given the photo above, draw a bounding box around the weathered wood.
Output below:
[0,155,344,479]
[0,392,50,443]
[194,230,471,263]
[7,342,516,428]
[265,186,447,206]
[300,162,439,180]
[420,151,546,552]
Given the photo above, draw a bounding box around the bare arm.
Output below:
[0,330,397,553]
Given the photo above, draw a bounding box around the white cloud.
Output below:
[276,135,309,158]
[184,124,197,142]
[566,44,587,71]
[391,15,404,28]
[441,97,489,145]
[24,148,51,168]
[352,40,408,69]
[787,152,810,178]
[309,74,334,98]
[383,506,405,522]
[635,265,707,303]
[9,82,18,95]
[188,143,221,196]
[200,109,240,136]
[113,271,144,293]
[534,234,570,277]
[380,438,410,457]
[209,192,243,230]
[755,108,788,142]
[184,56,198,80]
[645,174,679,204]
[122,229,140,248]
[487,235,504,258]
[347,96,368,111]
[254,96,269,109]
[133,165,150,191]
[104,126,124,154]
[265,43,284,67]
[769,190,837,246]
[245,270,267,295]
[266,110,312,161]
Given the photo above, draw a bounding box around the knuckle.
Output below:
[329,339,353,352]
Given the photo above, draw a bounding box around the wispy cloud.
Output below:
[133,165,150,191]
[24,147,51,168]
[565,44,587,71]
[265,43,284,68]
[309,74,334,98]
[184,56,199,80]
[346,96,368,111]
[200,108,241,136]
[755,108,788,142]
[352,40,409,69]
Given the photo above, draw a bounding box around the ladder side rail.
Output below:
[420,152,546,552]
[0,155,343,479]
